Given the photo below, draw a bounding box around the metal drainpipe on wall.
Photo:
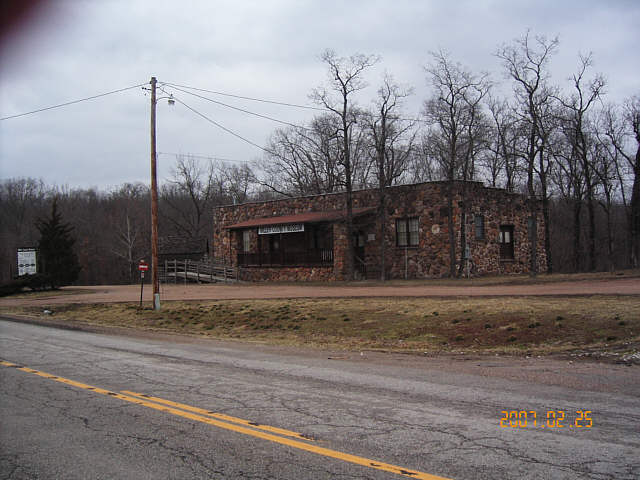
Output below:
[405,246,408,280]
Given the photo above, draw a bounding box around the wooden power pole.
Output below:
[150,76,160,310]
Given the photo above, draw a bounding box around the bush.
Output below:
[23,273,53,291]
[0,274,54,297]
[0,278,26,297]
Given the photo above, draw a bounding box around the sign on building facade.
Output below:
[258,224,304,235]
[17,248,37,276]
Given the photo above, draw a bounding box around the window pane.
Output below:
[396,219,407,246]
[527,217,536,242]
[475,214,484,240]
[409,218,419,245]
[243,230,251,252]
[398,232,407,246]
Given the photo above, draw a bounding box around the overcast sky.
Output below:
[1,0,638,190]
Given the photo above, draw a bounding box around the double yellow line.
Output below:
[1,359,452,480]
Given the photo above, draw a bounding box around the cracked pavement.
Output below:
[1,319,639,479]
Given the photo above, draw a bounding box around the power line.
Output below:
[0,83,148,121]
[172,95,273,155]
[164,81,325,112]
[166,84,311,130]
[170,95,320,170]
[164,80,428,124]
[2,77,428,128]
[158,151,253,164]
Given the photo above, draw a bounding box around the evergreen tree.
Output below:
[36,198,80,287]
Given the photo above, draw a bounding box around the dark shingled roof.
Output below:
[224,207,376,229]
[159,236,207,255]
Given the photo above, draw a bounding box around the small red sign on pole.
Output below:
[138,260,148,308]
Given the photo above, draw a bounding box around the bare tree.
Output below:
[363,73,416,280]
[423,50,490,277]
[160,155,219,239]
[0,178,46,238]
[626,96,640,267]
[0,178,47,281]
[219,163,256,205]
[485,96,523,191]
[600,102,636,266]
[555,54,606,271]
[592,137,619,271]
[311,49,380,280]
[349,120,375,190]
[109,183,149,283]
[408,139,441,183]
[497,31,559,275]
[602,96,640,266]
[259,115,344,196]
[552,121,587,271]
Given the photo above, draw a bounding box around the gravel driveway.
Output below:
[1,277,638,307]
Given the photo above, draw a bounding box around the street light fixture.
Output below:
[149,76,174,311]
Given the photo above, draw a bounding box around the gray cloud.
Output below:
[1,0,638,188]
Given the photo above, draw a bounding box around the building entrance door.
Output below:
[352,231,366,276]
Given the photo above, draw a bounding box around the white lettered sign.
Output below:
[17,248,37,275]
[258,224,304,235]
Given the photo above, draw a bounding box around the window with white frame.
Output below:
[396,217,419,247]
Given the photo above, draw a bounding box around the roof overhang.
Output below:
[224,207,376,230]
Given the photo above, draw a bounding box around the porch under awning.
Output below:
[224,207,376,230]
[228,206,375,268]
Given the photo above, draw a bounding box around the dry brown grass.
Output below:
[3,295,638,355]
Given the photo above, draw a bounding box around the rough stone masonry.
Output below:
[212,181,547,281]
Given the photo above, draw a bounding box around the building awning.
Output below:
[224,207,376,230]
[158,235,207,255]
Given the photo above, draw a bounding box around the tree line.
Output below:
[1,31,638,284]
[258,34,638,277]
[0,160,263,285]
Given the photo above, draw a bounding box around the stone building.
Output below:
[212,181,546,281]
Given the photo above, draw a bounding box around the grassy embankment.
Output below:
[3,294,638,356]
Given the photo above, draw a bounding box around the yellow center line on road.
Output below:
[121,390,314,441]
[0,360,453,480]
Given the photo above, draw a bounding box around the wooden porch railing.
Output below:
[238,248,333,267]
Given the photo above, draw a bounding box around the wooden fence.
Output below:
[159,259,238,284]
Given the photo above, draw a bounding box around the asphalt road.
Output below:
[1,319,638,480]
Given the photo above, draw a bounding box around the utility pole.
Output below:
[150,76,161,310]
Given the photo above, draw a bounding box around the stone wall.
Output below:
[239,266,335,282]
[212,181,547,281]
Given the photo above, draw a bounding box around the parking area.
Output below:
[1,276,638,307]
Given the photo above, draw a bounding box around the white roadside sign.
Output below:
[17,248,37,276]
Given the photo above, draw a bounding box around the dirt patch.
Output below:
[1,272,639,308]
[4,296,638,361]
